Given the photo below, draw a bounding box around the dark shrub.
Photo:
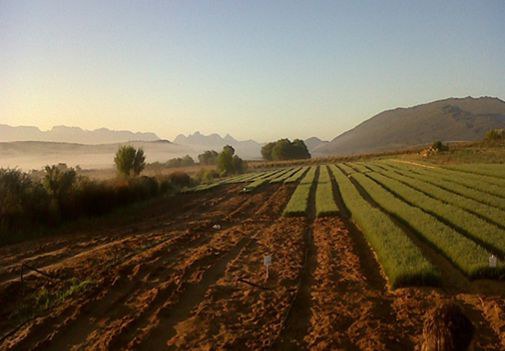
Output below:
[168,171,191,188]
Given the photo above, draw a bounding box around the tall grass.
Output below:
[350,171,504,279]
[315,165,338,217]
[283,166,317,216]
[330,165,438,287]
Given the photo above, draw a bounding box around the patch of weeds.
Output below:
[10,278,95,324]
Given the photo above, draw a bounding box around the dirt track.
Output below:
[0,184,504,350]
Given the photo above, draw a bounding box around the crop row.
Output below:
[283,166,309,183]
[181,181,222,193]
[224,172,263,184]
[362,168,505,256]
[349,168,504,279]
[365,163,505,229]
[314,165,338,217]
[386,161,505,197]
[329,165,438,287]
[269,167,301,183]
[383,162,505,210]
[442,163,505,179]
[282,166,317,216]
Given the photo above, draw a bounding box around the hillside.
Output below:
[313,96,505,156]
[304,137,328,152]
[0,125,160,144]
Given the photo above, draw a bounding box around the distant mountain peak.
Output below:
[173,131,262,159]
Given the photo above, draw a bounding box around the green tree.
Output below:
[114,145,146,177]
[217,145,244,176]
[261,139,310,161]
[261,142,275,161]
[197,150,219,165]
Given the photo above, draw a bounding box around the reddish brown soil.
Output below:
[0,184,504,350]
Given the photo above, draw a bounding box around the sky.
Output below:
[1,0,504,142]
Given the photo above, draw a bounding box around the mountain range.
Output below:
[174,132,263,159]
[0,125,160,144]
[2,96,504,169]
[312,96,505,156]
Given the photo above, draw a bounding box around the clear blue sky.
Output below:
[1,0,504,142]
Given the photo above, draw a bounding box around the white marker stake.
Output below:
[489,254,497,268]
[263,255,272,283]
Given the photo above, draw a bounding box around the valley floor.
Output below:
[0,183,504,350]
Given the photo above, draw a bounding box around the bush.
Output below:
[484,129,505,143]
[0,165,183,245]
[165,155,195,168]
[168,171,192,188]
[195,169,220,184]
[431,141,448,152]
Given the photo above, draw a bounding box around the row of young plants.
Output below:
[314,165,338,217]
[349,169,504,279]
[282,166,318,216]
[383,162,505,211]
[181,181,222,193]
[362,169,505,256]
[283,166,309,183]
[389,161,505,197]
[441,163,505,179]
[269,167,301,183]
[239,168,290,192]
[366,163,505,229]
[330,165,439,287]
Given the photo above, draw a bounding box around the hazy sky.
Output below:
[1,1,504,142]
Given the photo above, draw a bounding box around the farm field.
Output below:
[1,162,505,350]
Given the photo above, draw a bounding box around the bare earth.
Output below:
[0,184,504,350]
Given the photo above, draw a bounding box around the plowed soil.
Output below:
[0,184,504,350]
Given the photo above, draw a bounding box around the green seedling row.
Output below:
[315,165,338,217]
[350,171,504,279]
[383,162,505,211]
[284,166,309,183]
[330,165,439,287]
[442,163,505,180]
[387,161,505,196]
[366,163,505,229]
[270,167,301,183]
[283,166,317,216]
[363,169,505,256]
